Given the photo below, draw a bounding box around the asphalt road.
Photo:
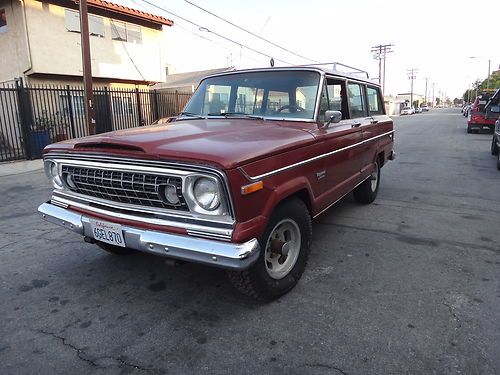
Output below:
[1,108,499,375]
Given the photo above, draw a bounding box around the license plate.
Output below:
[483,126,490,130]
[89,219,126,247]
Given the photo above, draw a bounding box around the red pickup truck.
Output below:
[467,91,497,133]
[39,67,394,300]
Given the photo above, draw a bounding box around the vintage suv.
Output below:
[39,66,394,300]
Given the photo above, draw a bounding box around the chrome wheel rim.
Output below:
[370,163,379,192]
[264,219,301,280]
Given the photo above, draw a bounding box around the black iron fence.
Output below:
[0,80,192,162]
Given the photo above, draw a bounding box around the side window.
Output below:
[319,79,346,122]
[367,86,384,115]
[348,83,366,118]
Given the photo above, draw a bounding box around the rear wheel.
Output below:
[491,137,499,155]
[497,152,500,171]
[353,161,380,204]
[96,242,135,255]
[467,127,472,134]
[228,198,312,301]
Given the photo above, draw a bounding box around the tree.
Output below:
[479,70,500,91]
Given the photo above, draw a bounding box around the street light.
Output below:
[469,56,491,89]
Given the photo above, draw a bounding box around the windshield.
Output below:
[183,70,321,120]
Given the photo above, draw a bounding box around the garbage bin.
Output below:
[29,130,50,159]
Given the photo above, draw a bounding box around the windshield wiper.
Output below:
[177,111,204,119]
[207,112,264,120]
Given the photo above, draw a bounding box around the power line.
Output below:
[184,0,320,64]
[371,43,393,95]
[137,0,293,65]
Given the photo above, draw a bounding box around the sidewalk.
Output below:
[0,159,43,177]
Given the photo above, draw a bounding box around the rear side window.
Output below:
[348,83,366,118]
[367,86,384,115]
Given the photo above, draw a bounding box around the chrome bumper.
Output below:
[38,202,260,270]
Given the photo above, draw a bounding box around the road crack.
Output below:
[35,329,98,368]
[34,329,159,373]
[305,363,348,375]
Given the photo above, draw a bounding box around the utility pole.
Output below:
[487,59,491,89]
[407,68,418,108]
[432,83,435,107]
[424,77,429,105]
[371,43,394,95]
[79,0,96,135]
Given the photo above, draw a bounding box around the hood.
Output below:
[47,119,318,169]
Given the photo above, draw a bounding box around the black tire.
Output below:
[467,127,472,134]
[228,198,312,301]
[353,161,380,204]
[491,137,499,156]
[96,242,135,255]
[497,152,500,171]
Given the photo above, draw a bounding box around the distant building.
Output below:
[0,0,173,87]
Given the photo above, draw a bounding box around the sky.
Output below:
[123,0,499,100]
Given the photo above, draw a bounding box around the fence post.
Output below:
[66,85,76,139]
[175,90,180,114]
[152,90,159,122]
[135,88,143,126]
[15,78,33,160]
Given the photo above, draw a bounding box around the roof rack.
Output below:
[304,62,370,79]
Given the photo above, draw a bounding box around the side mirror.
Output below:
[322,110,342,129]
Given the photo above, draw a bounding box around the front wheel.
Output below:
[228,198,312,301]
[497,152,500,171]
[353,161,380,204]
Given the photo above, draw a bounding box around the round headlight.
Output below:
[44,160,63,188]
[193,177,220,211]
[163,184,180,205]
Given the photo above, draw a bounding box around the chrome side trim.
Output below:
[38,202,260,271]
[240,130,394,181]
[51,195,233,241]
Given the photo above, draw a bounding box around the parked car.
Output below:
[420,105,429,112]
[491,119,500,170]
[463,105,470,117]
[38,66,394,300]
[401,106,415,115]
[467,91,497,133]
[415,107,423,113]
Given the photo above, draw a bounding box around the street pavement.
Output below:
[0,108,499,375]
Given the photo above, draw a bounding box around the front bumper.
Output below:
[38,202,260,270]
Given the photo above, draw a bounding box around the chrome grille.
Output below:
[61,165,188,211]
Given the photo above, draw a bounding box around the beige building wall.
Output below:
[19,0,165,83]
[0,0,31,83]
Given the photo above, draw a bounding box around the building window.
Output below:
[64,9,104,37]
[111,20,142,44]
[0,9,7,34]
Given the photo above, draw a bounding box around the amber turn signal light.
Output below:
[241,181,263,195]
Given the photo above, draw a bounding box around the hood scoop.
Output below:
[74,142,145,153]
